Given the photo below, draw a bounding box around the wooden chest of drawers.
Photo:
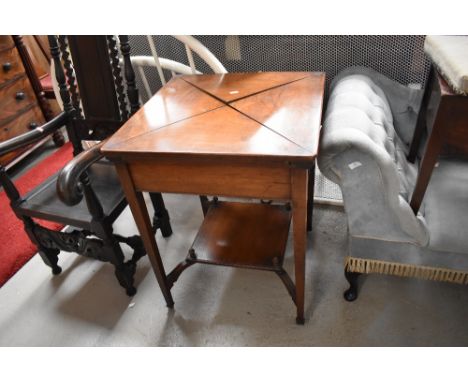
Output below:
[0,35,47,167]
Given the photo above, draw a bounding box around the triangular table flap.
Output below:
[106,106,312,159]
[182,72,312,103]
[230,74,325,153]
[103,76,224,150]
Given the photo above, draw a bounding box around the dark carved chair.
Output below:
[0,35,172,296]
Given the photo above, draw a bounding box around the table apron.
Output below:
[127,160,292,200]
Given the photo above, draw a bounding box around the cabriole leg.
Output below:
[344,269,361,302]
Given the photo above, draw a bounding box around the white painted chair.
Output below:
[52,35,227,108]
[132,35,228,101]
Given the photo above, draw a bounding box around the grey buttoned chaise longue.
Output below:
[318,37,468,301]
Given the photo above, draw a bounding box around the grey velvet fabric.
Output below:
[329,67,423,148]
[318,66,468,268]
[318,67,429,246]
[350,237,468,271]
[424,159,468,254]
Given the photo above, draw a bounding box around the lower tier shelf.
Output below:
[189,200,291,271]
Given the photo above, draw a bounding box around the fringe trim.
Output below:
[345,257,468,284]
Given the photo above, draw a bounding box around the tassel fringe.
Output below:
[345,257,468,285]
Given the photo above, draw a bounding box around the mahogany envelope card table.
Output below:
[101,71,325,324]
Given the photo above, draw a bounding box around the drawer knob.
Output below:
[29,122,38,130]
[15,91,26,101]
[2,62,12,72]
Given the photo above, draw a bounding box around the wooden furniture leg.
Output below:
[307,165,315,232]
[115,163,174,307]
[291,167,308,324]
[409,100,447,214]
[408,66,434,163]
[149,192,172,238]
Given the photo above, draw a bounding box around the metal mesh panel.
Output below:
[129,35,430,97]
[128,35,430,205]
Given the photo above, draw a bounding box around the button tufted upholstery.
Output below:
[318,67,429,246]
[317,67,468,297]
[324,74,419,201]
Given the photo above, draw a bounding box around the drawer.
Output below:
[0,46,25,84]
[0,36,14,52]
[0,75,37,125]
[0,105,44,142]
[0,105,45,167]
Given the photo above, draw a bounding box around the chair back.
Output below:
[132,35,227,101]
[49,35,141,151]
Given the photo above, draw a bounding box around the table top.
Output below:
[102,72,325,163]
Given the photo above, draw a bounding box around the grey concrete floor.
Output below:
[1,193,468,346]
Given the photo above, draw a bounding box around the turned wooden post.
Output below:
[119,35,140,115]
[58,35,83,119]
[13,35,65,147]
[48,35,81,156]
[107,35,129,121]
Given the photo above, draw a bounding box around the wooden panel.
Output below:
[22,35,50,79]
[0,105,45,166]
[67,36,121,120]
[190,201,291,270]
[183,72,312,103]
[442,97,468,151]
[103,72,322,164]
[105,106,311,160]
[0,104,43,140]
[34,36,51,61]
[0,76,37,124]
[0,36,14,52]
[0,46,25,84]
[231,74,325,153]
[128,159,292,200]
[106,77,224,149]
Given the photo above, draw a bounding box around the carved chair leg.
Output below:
[97,221,138,296]
[107,243,137,296]
[38,247,62,275]
[344,269,361,302]
[22,217,62,275]
[114,262,137,296]
[149,192,172,238]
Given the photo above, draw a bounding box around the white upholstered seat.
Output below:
[425,35,468,95]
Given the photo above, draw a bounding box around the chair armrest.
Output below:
[0,112,68,157]
[56,140,105,206]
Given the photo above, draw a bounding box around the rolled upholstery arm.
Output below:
[318,68,429,246]
[320,140,429,246]
[56,140,105,206]
[0,112,68,157]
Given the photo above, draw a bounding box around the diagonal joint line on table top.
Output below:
[181,74,313,106]
[102,104,225,150]
[226,102,315,155]
[105,74,319,156]
[181,75,317,155]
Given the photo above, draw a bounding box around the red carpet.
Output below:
[0,142,73,287]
